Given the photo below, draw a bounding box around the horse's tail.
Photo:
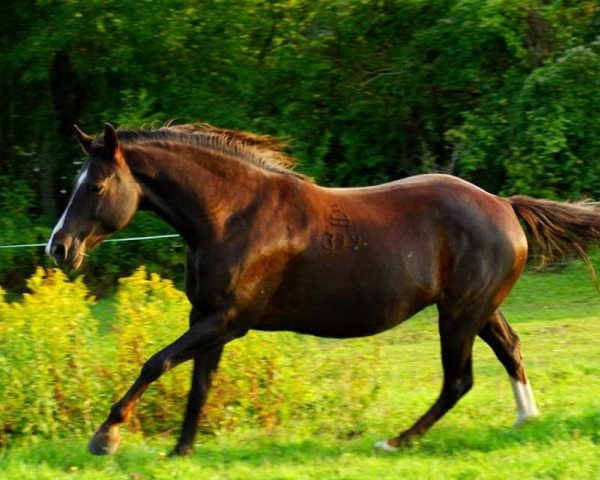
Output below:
[509,195,600,289]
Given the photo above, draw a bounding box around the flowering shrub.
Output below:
[0,267,381,446]
[0,269,98,445]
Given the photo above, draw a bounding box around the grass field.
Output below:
[1,260,599,479]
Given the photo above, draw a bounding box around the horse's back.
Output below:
[319,174,524,250]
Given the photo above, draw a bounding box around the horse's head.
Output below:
[46,123,140,269]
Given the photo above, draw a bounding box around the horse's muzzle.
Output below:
[46,233,85,269]
[49,242,67,265]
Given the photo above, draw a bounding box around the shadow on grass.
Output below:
[131,409,599,468]
[2,410,597,472]
[411,409,599,456]
[186,410,599,465]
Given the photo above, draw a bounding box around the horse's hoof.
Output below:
[88,427,121,455]
[373,439,399,452]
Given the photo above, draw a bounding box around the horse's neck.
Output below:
[127,143,268,245]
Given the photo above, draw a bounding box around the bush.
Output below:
[0,269,99,445]
[0,267,382,446]
[0,178,51,290]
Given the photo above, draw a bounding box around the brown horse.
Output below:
[46,123,600,456]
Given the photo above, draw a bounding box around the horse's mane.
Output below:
[93,123,309,180]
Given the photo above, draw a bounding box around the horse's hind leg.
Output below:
[478,309,539,425]
[375,309,482,451]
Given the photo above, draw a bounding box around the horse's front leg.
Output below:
[88,308,238,455]
[171,344,224,456]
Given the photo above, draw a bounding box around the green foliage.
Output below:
[506,41,600,198]
[0,178,50,286]
[425,1,600,196]
[0,267,382,445]
[111,89,165,129]
[2,0,600,288]
[207,332,381,436]
[0,269,98,444]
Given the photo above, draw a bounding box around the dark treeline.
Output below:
[1,0,600,290]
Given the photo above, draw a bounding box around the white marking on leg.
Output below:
[46,167,89,255]
[510,377,539,426]
[373,439,399,452]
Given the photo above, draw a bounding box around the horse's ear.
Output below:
[103,123,125,166]
[73,124,93,154]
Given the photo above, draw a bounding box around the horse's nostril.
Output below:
[51,244,66,263]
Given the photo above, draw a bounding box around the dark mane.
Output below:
[92,123,309,180]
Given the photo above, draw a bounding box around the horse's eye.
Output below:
[89,183,104,194]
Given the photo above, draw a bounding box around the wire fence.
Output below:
[0,234,180,250]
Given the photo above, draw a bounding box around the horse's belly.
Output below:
[259,276,433,338]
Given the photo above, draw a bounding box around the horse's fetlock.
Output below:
[109,405,127,424]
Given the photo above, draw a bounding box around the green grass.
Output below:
[1,260,599,479]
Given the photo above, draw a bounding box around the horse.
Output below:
[46,123,600,456]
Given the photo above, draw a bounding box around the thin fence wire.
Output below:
[0,234,180,250]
